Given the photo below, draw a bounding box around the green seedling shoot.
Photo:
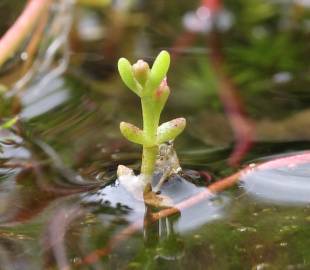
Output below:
[118,51,186,192]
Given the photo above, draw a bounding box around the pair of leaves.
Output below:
[120,118,186,146]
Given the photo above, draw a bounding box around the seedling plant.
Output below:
[117,51,186,193]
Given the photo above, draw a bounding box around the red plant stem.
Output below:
[170,0,254,166]
[253,151,310,170]
[0,0,52,68]
[81,168,246,265]
[151,170,242,220]
[200,170,213,183]
[208,31,255,166]
[201,0,222,13]
[171,31,197,60]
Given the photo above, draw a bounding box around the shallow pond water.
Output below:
[0,0,310,269]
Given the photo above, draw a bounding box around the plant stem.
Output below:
[141,98,158,143]
[0,0,52,68]
[141,146,158,176]
[117,51,178,189]
[141,98,160,180]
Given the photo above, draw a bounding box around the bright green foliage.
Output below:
[156,118,186,145]
[119,122,144,145]
[117,51,186,182]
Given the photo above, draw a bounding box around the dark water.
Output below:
[0,0,310,269]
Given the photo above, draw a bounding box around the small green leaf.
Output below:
[120,122,145,145]
[156,118,186,144]
[146,50,170,93]
[118,58,142,96]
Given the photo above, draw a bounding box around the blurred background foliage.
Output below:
[67,0,310,119]
[0,1,309,269]
[0,0,310,152]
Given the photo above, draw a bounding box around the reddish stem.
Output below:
[171,0,254,166]
[171,31,197,60]
[251,151,310,170]
[208,31,255,166]
[0,0,52,68]
[201,0,222,13]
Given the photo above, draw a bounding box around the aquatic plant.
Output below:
[117,50,186,192]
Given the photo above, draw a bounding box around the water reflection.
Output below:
[20,77,70,120]
[241,151,310,205]
[83,175,228,233]
[71,174,228,268]
[0,130,98,225]
[0,233,35,270]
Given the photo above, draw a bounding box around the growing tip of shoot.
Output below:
[132,60,150,87]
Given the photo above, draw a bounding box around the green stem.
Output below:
[141,98,160,183]
[117,51,179,193]
[141,98,159,144]
[141,146,158,176]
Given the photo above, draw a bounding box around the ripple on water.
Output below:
[240,151,310,205]
[83,175,229,233]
